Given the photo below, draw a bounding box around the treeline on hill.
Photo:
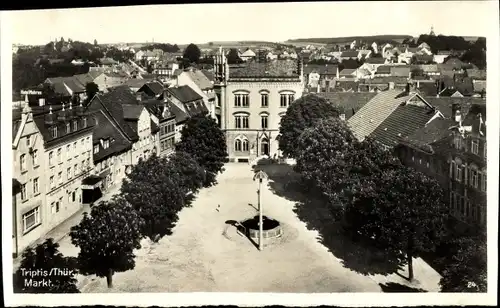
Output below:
[140,43,180,53]
[12,39,135,93]
[287,35,413,45]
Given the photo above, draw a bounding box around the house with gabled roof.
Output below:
[174,69,217,121]
[348,87,446,148]
[13,99,96,256]
[137,81,165,99]
[87,86,159,169]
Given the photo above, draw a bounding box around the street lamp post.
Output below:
[258,176,263,251]
[253,169,268,251]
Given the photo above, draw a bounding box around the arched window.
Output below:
[242,138,249,152]
[235,139,242,151]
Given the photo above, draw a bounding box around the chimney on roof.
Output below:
[136,92,142,102]
[389,82,395,90]
[452,103,461,123]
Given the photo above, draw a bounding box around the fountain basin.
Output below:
[240,215,283,240]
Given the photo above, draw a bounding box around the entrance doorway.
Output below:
[261,138,269,156]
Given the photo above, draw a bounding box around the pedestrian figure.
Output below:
[216,204,220,212]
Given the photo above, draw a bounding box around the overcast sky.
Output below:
[7,1,496,45]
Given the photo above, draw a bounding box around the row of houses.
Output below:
[11,78,212,257]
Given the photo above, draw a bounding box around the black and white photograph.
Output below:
[1,1,498,306]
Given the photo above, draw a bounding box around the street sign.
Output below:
[253,170,268,182]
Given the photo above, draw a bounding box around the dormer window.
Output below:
[66,123,71,133]
[93,144,99,154]
[51,126,58,138]
[102,139,110,149]
[73,120,78,131]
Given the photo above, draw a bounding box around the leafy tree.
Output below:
[176,115,228,187]
[166,151,206,196]
[121,154,186,242]
[440,236,487,292]
[277,94,340,158]
[411,67,425,77]
[13,239,79,293]
[85,82,99,104]
[183,43,201,64]
[226,48,243,64]
[344,167,448,281]
[70,198,143,288]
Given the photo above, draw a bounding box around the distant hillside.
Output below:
[286,35,414,45]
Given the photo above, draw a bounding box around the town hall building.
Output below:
[213,48,305,162]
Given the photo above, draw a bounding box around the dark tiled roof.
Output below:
[143,98,176,122]
[123,78,154,89]
[138,81,164,97]
[443,57,467,68]
[416,82,438,97]
[316,92,377,119]
[91,87,141,141]
[13,118,22,142]
[168,101,189,124]
[369,104,438,147]
[348,90,417,141]
[424,97,485,119]
[413,54,434,62]
[122,104,144,120]
[92,109,132,162]
[375,65,392,74]
[32,104,94,145]
[166,85,203,103]
[400,117,456,153]
[340,50,359,58]
[365,57,386,64]
[229,59,300,79]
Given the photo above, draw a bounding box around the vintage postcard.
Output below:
[1,1,498,306]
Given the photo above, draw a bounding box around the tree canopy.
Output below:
[176,115,228,187]
[440,236,487,292]
[121,154,186,242]
[13,239,79,293]
[70,198,143,288]
[344,167,449,280]
[226,48,243,64]
[141,43,180,53]
[166,151,206,196]
[85,82,99,104]
[183,43,201,64]
[277,94,340,158]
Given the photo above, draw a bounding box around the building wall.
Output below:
[222,80,304,161]
[396,131,487,230]
[131,109,155,164]
[44,131,93,232]
[159,118,176,156]
[12,115,47,255]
